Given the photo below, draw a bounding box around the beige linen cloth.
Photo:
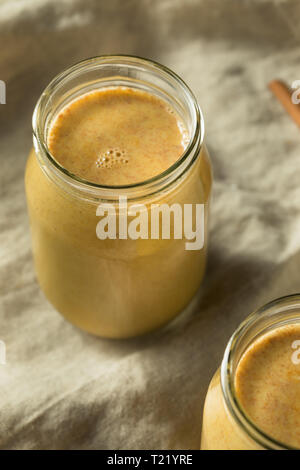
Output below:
[1,0,300,450]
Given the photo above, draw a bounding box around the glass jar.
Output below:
[25,55,212,338]
[201,294,300,450]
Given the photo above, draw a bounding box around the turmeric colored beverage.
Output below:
[25,56,212,338]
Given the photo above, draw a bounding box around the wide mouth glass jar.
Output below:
[25,55,212,338]
[201,294,300,450]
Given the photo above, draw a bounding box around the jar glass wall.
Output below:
[25,56,212,338]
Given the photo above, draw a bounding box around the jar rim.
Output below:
[221,293,300,450]
[32,54,204,200]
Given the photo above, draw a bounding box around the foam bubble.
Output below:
[166,106,175,115]
[95,148,129,169]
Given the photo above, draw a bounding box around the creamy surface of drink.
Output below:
[48,87,189,185]
[235,323,300,448]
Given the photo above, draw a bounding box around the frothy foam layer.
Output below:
[96,148,129,169]
[47,87,189,185]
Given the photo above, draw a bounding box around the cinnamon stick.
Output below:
[268,79,300,128]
